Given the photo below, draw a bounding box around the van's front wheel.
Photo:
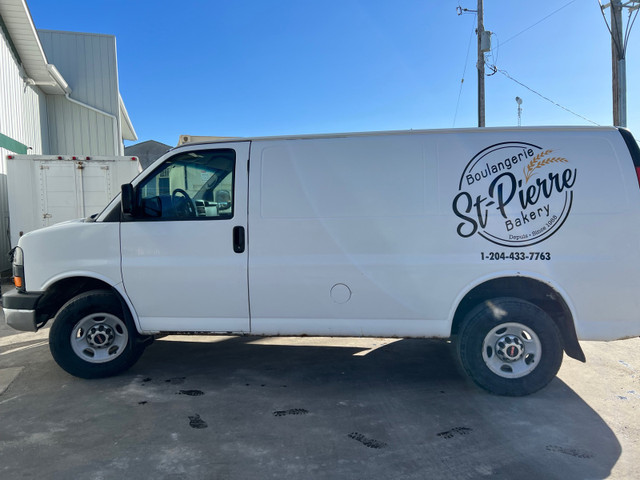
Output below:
[49,290,146,379]
[457,297,563,396]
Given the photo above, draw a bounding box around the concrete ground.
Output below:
[0,304,638,479]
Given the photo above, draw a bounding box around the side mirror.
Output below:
[121,184,135,215]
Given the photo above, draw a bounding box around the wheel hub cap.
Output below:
[495,334,525,362]
[70,312,129,364]
[87,325,115,348]
[482,322,542,379]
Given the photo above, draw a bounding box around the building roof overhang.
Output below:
[0,0,69,94]
[1,0,137,141]
[119,94,137,141]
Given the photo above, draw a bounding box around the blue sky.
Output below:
[27,0,640,147]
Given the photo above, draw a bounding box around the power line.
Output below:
[455,0,597,126]
[453,14,477,127]
[599,0,639,56]
[496,0,578,49]
[489,64,600,125]
[623,6,639,52]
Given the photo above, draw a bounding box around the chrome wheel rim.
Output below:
[70,313,128,364]
[482,322,541,378]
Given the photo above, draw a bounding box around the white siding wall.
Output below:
[45,96,116,156]
[0,29,48,164]
[0,24,48,270]
[39,30,121,156]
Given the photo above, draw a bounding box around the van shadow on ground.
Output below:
[128,335,619,479]
[0,335,621,480]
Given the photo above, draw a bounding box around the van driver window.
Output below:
[136,149,235,220]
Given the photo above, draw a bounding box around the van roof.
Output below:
[177,125,619,149]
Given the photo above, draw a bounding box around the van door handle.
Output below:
[233,226,245,253]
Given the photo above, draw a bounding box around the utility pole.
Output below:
[601,1,639,127]
[476,1,492,127]
[457,1,490,127]
[612,0,625,127]
[477,0,485,127]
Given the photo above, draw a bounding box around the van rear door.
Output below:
[120,142,250,333]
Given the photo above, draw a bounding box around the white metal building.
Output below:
[0,0,136,269]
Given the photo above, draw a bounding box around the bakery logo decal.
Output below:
[452,142,577,247]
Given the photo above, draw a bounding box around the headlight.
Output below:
[11,247,25,292]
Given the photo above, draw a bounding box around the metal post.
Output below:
[477,0,485,127]
[611,0,626,127]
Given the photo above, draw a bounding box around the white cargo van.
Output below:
[4,126,640,396]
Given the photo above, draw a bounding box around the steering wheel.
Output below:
[171,188,196,217]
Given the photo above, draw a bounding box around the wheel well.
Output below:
[451,277,585,362]
[35,277,124,329]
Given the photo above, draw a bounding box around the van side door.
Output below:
[120,143,250,333]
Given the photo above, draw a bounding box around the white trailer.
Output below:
[5,154,141,247]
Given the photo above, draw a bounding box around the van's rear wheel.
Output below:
[50,290,146,379]
[457,297,563,396]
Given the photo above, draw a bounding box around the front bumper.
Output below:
[2,290,43,332]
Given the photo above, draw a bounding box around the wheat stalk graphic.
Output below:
[523,150,568,183]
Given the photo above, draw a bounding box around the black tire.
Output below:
[457,297,563,396]
[49,290,146,379]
